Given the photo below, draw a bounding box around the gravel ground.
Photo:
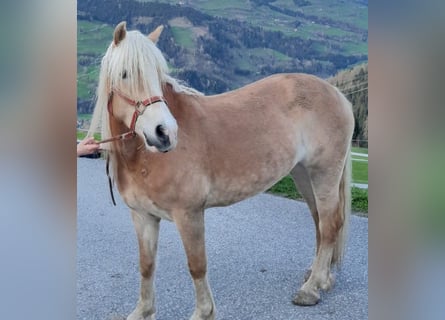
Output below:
[77,158,368,320]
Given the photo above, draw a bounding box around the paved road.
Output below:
[77,158,368,320]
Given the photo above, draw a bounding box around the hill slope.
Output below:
[77,0,367,116]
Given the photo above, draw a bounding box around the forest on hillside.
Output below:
[78,0,366,94]
[329,63,368,146]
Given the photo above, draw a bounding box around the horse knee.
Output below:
[140,261,154,278]
[139,249,155,278]
[318,204,343,244]
[320,218,342,244]
[188,260,207,279]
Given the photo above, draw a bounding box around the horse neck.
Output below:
[162,83,206,130]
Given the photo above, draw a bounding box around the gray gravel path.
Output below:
[77,158,368,320]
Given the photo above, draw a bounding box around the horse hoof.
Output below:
[292,289,320,306]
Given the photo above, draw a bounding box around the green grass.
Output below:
[198,0,250,11]
[267,152,368,214]
[351,160,368,184]
[351,187,368,214]
[233,47,292,73]
[265,48,292,61]
[267,176,368,214]
[77,20,113,101]
[78,114,92,121]
[77,131,101,141]
[77,20,113,55]
[170,26,195,49]
[351,147,368,184]
[342,42,369,55]
[352,147,368,154]
[352,153,368,160]
[267,176,302,200]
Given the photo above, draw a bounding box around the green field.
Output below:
[77,20,113,101]
[146,0,367,56]
[268,177,368,214]
[352,146,368,154]
[351,160,368,184]
[77,20,114,55]
[170,26,195,49]
[77,131,100,141]
[351,147,368,184]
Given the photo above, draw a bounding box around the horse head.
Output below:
[102,21,178,153]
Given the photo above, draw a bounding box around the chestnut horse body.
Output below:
[88,22,354,320]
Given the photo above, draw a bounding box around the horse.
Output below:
[87,21,354,320]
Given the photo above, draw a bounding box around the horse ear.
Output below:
[113,21,127,46]
[148,25,164,43]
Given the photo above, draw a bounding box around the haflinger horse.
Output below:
[87,21,354,320]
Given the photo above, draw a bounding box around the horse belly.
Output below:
[206,156,296,208]
[120,188,173,221]
[206,183,270,208]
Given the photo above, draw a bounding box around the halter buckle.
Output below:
[135,101,146,115]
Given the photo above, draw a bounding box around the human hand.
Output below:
[77,137,100,156]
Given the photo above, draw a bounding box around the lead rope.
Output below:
[106,154,116,206]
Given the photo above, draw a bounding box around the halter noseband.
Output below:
[97,89,167,144]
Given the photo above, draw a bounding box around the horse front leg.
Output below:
[127,211,160,320]
[175,210,215,320]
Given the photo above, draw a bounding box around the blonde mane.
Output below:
[87,28,201,145]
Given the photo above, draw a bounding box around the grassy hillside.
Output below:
[77,0,367,121]
[77,20,113,101]
[142,0,367,56]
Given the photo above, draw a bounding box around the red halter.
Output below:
[97,89,167,144]
[99,89,168,206]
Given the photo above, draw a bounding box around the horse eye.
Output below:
[122,70,127,79]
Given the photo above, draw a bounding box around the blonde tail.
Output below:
[332,146,351,266]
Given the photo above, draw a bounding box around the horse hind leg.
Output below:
[293,154,351,306]
[290,164,320,282]
[127,211,160,320]
[175,210,215,320]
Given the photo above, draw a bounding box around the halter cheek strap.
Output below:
[98,89,167,144]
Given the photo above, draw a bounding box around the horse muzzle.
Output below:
[144,125,176,153]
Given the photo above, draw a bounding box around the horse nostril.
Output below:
[155,124,164,136]
[155,125,169,143]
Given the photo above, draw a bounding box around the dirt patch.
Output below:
[192,26,209,38]
[132,16,154,25]
[169,17,193,28]
[168,17,209,39]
